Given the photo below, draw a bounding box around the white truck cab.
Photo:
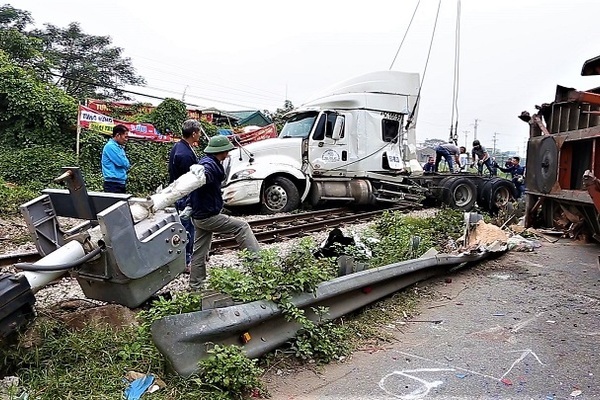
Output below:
[222,71,423,213]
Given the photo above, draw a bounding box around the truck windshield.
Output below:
[279,112,318,138]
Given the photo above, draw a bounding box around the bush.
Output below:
[0,178,39,215]
[198,344,265,399]
[0,145,77,186]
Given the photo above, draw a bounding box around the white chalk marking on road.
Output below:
[500,349,544,379]
[393,350,501,381]
[379,368,453,400]
[511,311,545,332]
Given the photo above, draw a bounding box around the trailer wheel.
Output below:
[261,177,300,214]
[441,177,477,211]
[538,136,558,194]
[480,178,517,213]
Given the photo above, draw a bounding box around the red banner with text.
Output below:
[231,124,277,146]
[77,105,175,143]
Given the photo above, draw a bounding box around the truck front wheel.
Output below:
[261,177,301,214]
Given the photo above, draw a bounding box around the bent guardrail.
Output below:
[151,247,500,377]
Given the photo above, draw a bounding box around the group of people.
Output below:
[101,121,260,290]
[423,139,526,198]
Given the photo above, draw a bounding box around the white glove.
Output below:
[179,206,192,220]
[190,164,205,177]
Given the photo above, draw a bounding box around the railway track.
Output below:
[0,203,417,267]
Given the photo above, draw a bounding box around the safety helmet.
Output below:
[204,135,234,154]
[472,140,480,147]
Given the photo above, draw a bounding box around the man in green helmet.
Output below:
[188,135,260,290]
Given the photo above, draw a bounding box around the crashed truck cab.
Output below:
[222,71,422,214]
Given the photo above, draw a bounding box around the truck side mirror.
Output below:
[332,117,344,141]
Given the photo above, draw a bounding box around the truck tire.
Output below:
[261,177,300,214]
[479,177,517,213]
[441,177,477,211]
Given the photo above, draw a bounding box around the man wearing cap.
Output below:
[188,135,260,290]
[470,140,495,176]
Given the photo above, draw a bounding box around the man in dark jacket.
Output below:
[498,156,526,198]
[168,119,201,270]
[189,135,260,289]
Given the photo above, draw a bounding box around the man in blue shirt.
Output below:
[101,124,131,193]
[498,156,526,198]
[189,135,260,290]
[168,119,201,270]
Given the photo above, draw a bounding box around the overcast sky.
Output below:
[11,0,600,154]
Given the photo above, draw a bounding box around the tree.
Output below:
[149,98,188,136]
[268,99,294,133]
[0,4,31,30]
[32,22,146,101]
[0,4,49,73]
[0,50,77,147]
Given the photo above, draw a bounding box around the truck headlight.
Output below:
[231,169,256,180]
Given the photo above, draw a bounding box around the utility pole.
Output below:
[492,132,500,157]
[181,85,190,102]
[462,130,469,147]
[473,119,479,141]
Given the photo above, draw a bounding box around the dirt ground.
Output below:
[264,239,600,399]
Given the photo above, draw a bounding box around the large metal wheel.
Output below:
[538,136,558,193]
[261,176,300,214]
[440,177,477,211]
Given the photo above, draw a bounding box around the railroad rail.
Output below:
[0,204,415,267]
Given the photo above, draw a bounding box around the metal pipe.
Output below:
[16,241,86,292]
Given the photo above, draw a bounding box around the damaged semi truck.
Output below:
[522,55,600,238]
[222,71,516,214]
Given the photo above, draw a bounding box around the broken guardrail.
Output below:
[152,244,501,377]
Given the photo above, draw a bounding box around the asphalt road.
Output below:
[267,239,600,399]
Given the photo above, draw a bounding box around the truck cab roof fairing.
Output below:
[297,71,420,116]
[302,71,420,102]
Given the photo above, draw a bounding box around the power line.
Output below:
[49,72,282,110]
[48,72,202,106]
[129,53,285,99]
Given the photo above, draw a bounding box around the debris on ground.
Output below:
[506,235,541,252]
[0,376,26,400]
[124,373,155,400]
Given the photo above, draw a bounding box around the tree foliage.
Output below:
[0,50,77,147]
[0,5,49,73]
[267,99,294,132]
[32,22,146,101]
[149,98,188,135]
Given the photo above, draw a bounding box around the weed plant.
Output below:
[370,207,464,266]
